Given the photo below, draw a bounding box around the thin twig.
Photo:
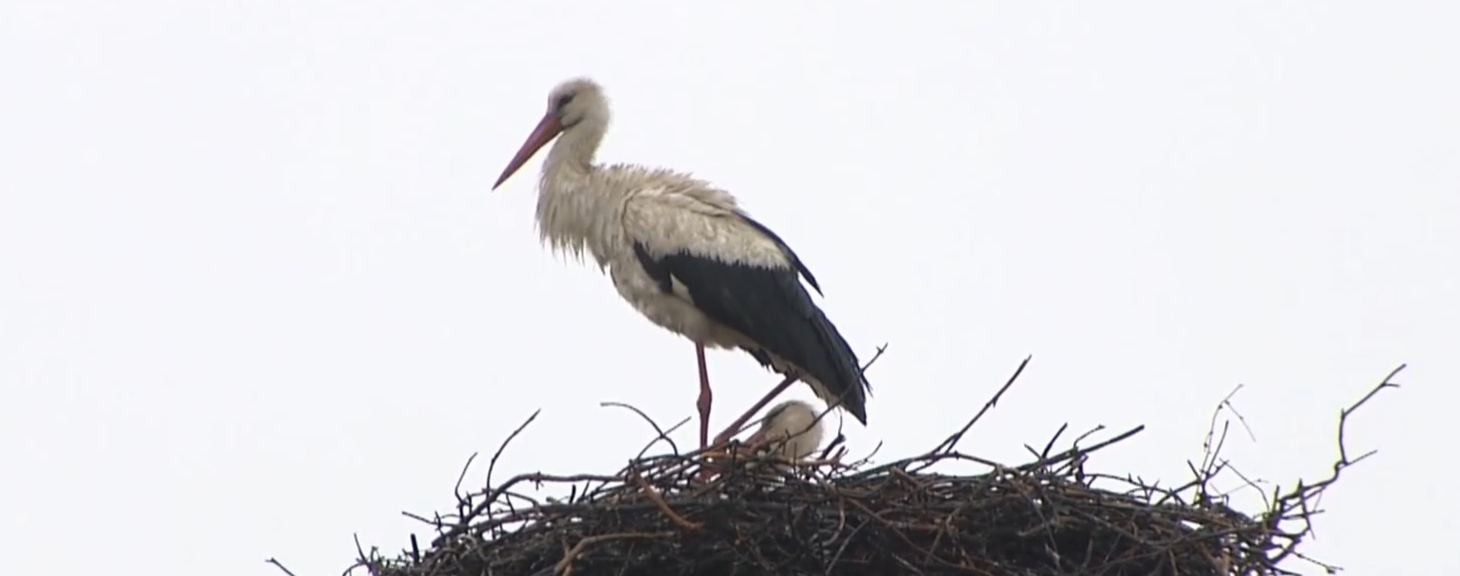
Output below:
[1018,425,1146,472]
[453,452,479,502]
[486,409,542,496]
[600,400,684,458]
[1264,363,1403,571]
[265,558,299,576]
[932,355,1033,455]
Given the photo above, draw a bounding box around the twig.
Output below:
[353,534,368,563]
[1221,460,1271,509]
[600,400,683,458]
[931,355,1032,455]
[486,409,542,497]
[346,534,370,576]
[1070,424,1107,449]
[1336,364,1403,466]
[1018,424,1146,472]
[453,452,479,501]
[265,558,299,576]
[1036,422,1069,460]
[861,342,890,373]
[401,511,436,526]
[1222,386,1258,443]
[1265,363,1404,570]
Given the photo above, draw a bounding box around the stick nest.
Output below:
[346,360,1401,576]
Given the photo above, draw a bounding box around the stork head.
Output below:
[493,77,610,190]
[744,400,827,461]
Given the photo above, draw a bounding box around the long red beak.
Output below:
[492,112,564,190]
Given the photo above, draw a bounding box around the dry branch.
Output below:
[328,361,1401,576]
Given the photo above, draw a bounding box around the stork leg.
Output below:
[695,342,712,449]
[712,373,799,446]
[695,372,798,484]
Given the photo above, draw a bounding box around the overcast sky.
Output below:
[2,2,1456,575]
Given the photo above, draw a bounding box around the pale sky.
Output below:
[2,2,1456,575]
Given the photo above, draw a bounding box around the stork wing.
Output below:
[622,191,822,294]
[623,193,869,423]
[735,215,823,295]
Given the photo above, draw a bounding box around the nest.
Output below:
[331,360,1402,576]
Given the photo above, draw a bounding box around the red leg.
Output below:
[695,343,712,449]
[713,373,798,446]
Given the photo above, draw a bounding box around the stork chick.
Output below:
[491,77,871,449]
[743,400,828,461]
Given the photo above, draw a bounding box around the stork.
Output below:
[490,77,871,449]
[742,400,828,461]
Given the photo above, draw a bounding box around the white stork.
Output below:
[490,77,871,449]
[743,399,828,461]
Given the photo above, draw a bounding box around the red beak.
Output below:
[492,112,565,190]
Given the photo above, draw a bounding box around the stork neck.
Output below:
[543,120,605,180]
[532,117,615,267]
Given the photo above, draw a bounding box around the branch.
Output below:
[1264,363,1404,571]
[931,355,1032,455]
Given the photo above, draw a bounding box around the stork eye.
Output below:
[554,94,575,111]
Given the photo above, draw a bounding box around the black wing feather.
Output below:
[632,241,869,424]
[736,214,822,295]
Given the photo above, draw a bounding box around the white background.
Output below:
[2,1,1456,575]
